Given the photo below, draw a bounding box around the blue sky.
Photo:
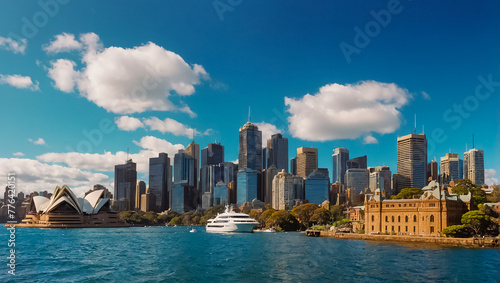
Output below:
[0,0,498,195]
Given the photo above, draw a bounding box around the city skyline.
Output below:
[0,1,498,197]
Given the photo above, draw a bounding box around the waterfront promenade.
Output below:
[305,230,500,248]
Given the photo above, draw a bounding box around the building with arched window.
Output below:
[364,181,470,236]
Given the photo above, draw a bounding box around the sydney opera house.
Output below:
[11,185,129,228]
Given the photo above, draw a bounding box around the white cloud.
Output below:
[0,36,27,54]
[0,158,111,197]
[37,136,184,173]
[115,116,144,131]
[28,138,46,145]
[43,33,82,54]
[363,135,378,144]
[0,74,39,91]
[255,122,282,143]
[47,59,78,92]
[285,81,411,141]
[421,91,431,100]
[143,117,211,137]
[13,152,25,157]
[47,32,208,115]
[485,169,498,185]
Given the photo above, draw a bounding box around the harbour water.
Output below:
[1,226,499,282]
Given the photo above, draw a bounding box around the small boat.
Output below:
[206,205,258,233]
[264,228,276,232]
[190,228,196,233]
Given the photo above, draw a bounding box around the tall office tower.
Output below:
[262,147,269,171]
[347,155,367,169]
[305,169,330,205]
[427,161,439,181]
[290,158,297,175]
[296,147,318,179]
[345,168,369,197]
[264,165,278,205]
[114,159,137,211]
[148,153,171,212]
[135,180,146,211]
[332,148,349,185]
[140,187,156,212]
[267,133,289,172]
[236,168,258,204]
[440,153,462,182]
[200,161,237,206]
[186,141,200,201]
[368,166,392,196]
[172,150,196,213]
[200,142,224,168]
[396,133,427,191]
[213,181,229,206]
[463,148,484,186]
[272,170,304,210]
[227,181,236,204]
[238,120,262,171]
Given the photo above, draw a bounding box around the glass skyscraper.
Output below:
[267,133,288,172]
[396,133,427,190]
[200,142,224,168]
[148,153,171,212]
[238,121,262,172]
[237,168,258,204]
[173,150,196,212]
[332,148,349,185]
[305,169,330,205]
[114,159,137,211]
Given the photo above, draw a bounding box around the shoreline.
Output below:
[306,230,500,248]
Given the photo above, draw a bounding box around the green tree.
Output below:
[310,208,331,225]
[169,216,181,225]
[266,210,300,231]
[461,210,491,236]
[118,210,135,222]
[442,224,471,238]
[452,179,487,209]
[329,205,343,222]
[332,218,351,228]
[487,185,499,202]
[259,208,276,228]
[142,211,158,224]
[291,203,318,228]
[390,188,423,199]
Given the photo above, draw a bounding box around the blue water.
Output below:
[1,226,499,282]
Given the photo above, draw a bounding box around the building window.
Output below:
[413,215,417,222]
[430,215,435,223]
[385,216,388,222]
[398,216,400,222]
[372,225,374,230]
[406,226,408,232]
[392,226,394,232]
[371,215,374,222]
[392,216,394,222]
[405,216,408,222]
[413,226,416,233]
[398,226,400,232]
[429,203,435,207]
[385,226,387,231]
[430,226,434,233]
[386,205,389,207]
[422,216,424,221]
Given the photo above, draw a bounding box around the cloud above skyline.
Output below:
[0,36,27,54]
[285,81,411,142]
[0,74,39,91]
[28,138,46,145]
[255,122,282,143]
[46,32,208,115]
[485,169,498,185]
[43,33,82,54]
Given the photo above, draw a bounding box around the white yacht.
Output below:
[206,205,258,233]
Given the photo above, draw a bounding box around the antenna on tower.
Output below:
[248,106,251,122]
[414,114,417,134]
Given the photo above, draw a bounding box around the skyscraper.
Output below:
[200,142,224,168]
[135,180,146,211]
[238,121,262,171]
[332,148,349,185]
[347,155,367,169]
[237,168,258,204]
[440,153,462,182]
[463,148,484,186]
[305,169,330,205]
[267,133,289,172]
[368,166,392,196]
[290,158,297,175]
[272,170,304,210]
[427,161,439,181]
[396,133,427,190]
[263,165,278,204]
[296,147,318,179]
[172,149,197,213]
[149,153,171,212]
[345,168,369,197]
[114,159,137,211]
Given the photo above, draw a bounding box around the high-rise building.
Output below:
[463,148,484,186]
[200,161,237,206]
[272,170,304,210]
[140,187,155,212]
[186,141,200,203]
[345,168,369,198]
[263,165,278,205]
[368,166,392,196]
[305,169,330,205]
[347,155,367,169]
[238,121,262,172]
[332,148,349,185]
[440,153,462,183]
[427,161,439,181]
[172,150,197,213]
[200,142,224,168]
[114,159,137,211]
[148,153,171,212]
[135,180,146,211]
[237,168,258,204]
[296,147,318,179]
[290,158,297,175]
[262,147,269,171]
[267,133,289,172]
[396,133,427,191]
[213,181,229,206]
